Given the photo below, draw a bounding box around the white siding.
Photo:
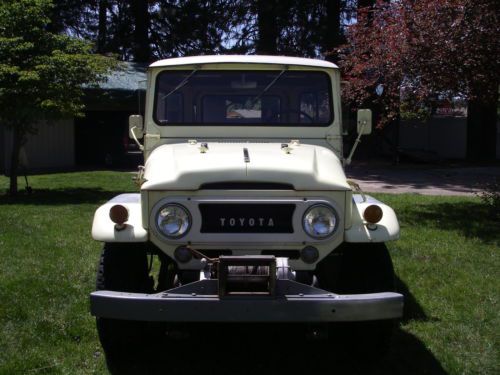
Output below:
[3,119,75,172]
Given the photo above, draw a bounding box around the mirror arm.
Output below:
[344,120,367,166]
[130,126,144,151]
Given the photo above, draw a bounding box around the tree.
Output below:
[278,0,344,59]
[322,0,342,62]
[253,0,346,58]
[340,0,500,160]
[0,0,117,195]
[256,0,279,54]
[47,0,100,42]
[339,2,402,125]
[97,0,108,53]
[148,1,241,57]
[405,0,499,160]
[33,1,357,61]
[130,0,151,62]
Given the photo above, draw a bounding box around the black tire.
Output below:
[315,242,397,359]
[95,243,154,361]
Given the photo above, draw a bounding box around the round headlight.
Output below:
[156,204,191,239]
[302,204,338,239]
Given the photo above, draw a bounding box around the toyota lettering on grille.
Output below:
[199,203,295,233]
[220,217,275,228]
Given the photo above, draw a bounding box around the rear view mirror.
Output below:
[357,109,372,135]
[129,115,144,139]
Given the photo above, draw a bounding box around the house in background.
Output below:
[76,62,146,167]
[1,62,146,175]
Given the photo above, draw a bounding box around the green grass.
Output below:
[0,172,498,374]
[0,172,137,375]
[380,194,499,375]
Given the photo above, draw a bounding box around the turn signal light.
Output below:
[109,204,129,229]
[363,205,383,224]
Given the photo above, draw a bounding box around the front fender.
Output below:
[92,194,148,242]
[344,194,400,243]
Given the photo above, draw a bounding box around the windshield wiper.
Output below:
[161,66,200,100]
[250,67,288,105]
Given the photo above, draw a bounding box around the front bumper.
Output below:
[90,280,403,322]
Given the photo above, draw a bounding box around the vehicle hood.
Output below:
[141,142,350,191]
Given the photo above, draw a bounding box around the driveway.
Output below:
[345,161,500,196]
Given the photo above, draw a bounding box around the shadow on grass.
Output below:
[0,188,129,206]
[396,276,438,324]
[399,201,499,244]
[102,326,448,375]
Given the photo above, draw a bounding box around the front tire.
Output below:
[315,242,397,359]
[95,243,154,360]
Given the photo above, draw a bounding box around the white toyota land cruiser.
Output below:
[90,55,403,357]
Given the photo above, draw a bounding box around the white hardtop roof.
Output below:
[150,55,338,69]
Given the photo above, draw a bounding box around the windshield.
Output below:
[154,70,333,126]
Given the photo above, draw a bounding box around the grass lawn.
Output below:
[0,171,498,374]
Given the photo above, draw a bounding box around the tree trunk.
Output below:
[131,0,151,62]
[9,126,22,196]
[466,86,498,160]
[323,0,341,62]
[256,0,278,55]
[97,0,108,54]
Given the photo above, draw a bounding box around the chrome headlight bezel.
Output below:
[155,203,192,239]
[302,204,338,239]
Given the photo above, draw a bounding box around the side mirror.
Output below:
[129,115,144,139]
[357,109,372,135]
